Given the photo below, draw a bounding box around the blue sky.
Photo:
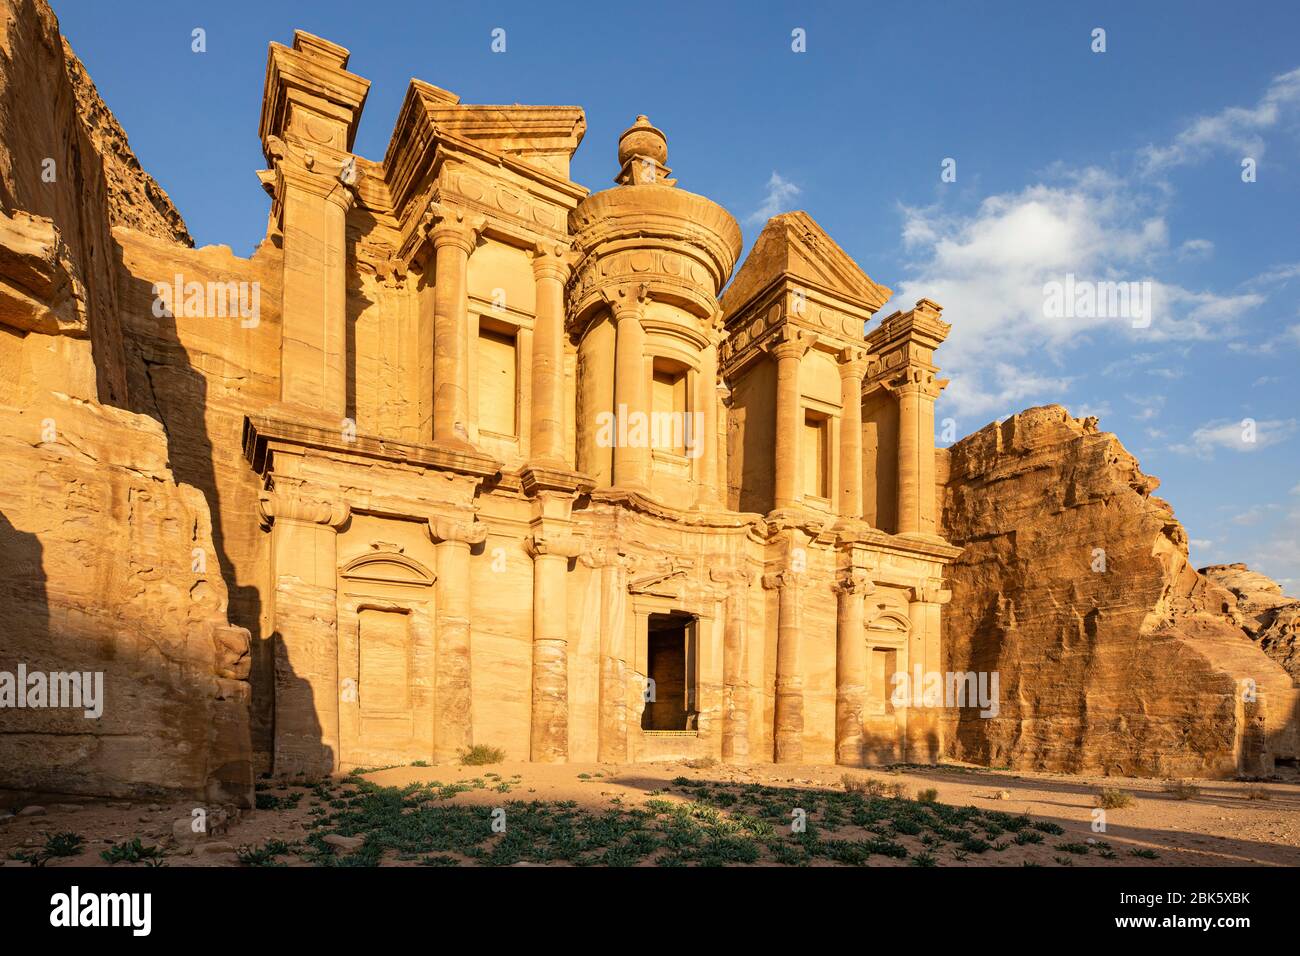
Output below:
[54,0,1300,588]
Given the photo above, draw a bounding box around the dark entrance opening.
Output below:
[643,612,697,730]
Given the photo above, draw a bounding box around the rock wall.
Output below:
[0,0,251,805]
[1202,564,1300,684]
[940,405,1299,777]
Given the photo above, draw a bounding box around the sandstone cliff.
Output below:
[940,405,1299,777]
[1202,563,1300,683]
[0,0,251,805]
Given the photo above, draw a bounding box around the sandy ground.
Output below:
[3,761,1298,867]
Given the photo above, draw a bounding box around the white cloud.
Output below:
[881,68,1300,420]
[884,176,1250,417]
[1139,66,1300,173]
[1177,238,1214,260]
[1169,417,1298,458]
[746,171,801,225]
[1126,393,1166,421]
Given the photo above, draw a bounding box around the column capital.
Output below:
[428,514,487,546]
[258,489,350,529]
[894,365,948,400]
[762,569,808,591]
[529,240,573,283]
[910,577,952,604]
[603,282,651,320]
[836,348,870,380]
[526,533,585,560]
[833,569,875,595]
[424,203,486,255]
[263,138,361,213]
[764,326,815,363]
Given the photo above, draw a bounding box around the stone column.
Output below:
[837,351,867,520]
[834,569,873,765]
[275,162,355,418]
[530,242,570,465]
[586,548,633,763]
[763,564,807,763]
[905,579,951,763]
[695,338,720,507]
[259,33,367,423]
[527,531,584,762]
[428,515,486,760]
[611,292,649,490]
[430,212,482,447]
[896,373,940,536]
[259,491,350,777]
[711,564,752,763]
[716,382,731,508]
[767,330,812,510]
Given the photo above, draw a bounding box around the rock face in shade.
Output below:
[1202,564,1300,683]
[0,0,251,805]
[939,405,1299,778]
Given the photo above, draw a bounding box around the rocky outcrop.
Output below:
[0,0,251,805]
[940,405,1299,778]
[1202,563,1300,683]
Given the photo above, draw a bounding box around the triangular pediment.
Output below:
[721,211,892,320]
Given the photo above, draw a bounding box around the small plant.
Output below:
[958,836,991,854]
[1055,842,1090,855]
[42,832,85,858]
[459,745,505,766]
[1096,788,1134,810]
[1129,848,1159,860]
[915,788,939,803]
[1163,779,1200,800]
[1013,830,1044,845]
[237,839,293,866]
[910,851,937,867]
[101,838,164,865]
[1053,855,1075,867]
[1243,786,1271,801]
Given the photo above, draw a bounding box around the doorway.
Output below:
[643,612,697,730]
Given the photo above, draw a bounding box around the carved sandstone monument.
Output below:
[2,3,1295,808]
[1,7,961,802]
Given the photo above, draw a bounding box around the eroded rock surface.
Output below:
[940,405,1299,778]
[0,0,250,805]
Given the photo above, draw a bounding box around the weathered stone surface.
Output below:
[0,0,251,806]
[940,405,1299,777]
[1202,563,1300,683]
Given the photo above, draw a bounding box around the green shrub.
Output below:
[459,745,505,766]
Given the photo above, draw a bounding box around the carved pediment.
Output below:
[721,211,892,323]
[340,544,434,588]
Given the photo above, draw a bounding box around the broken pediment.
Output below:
[721,211,892,320]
